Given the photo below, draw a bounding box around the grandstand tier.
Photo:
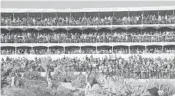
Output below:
[1,54,175,60]
[1,6,175,26]
[1,6,175,57]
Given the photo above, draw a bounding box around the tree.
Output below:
[40,57,53,88]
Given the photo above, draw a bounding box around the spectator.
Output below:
[1,55,175,79]
[1,12,175,26]
[1,30,175,43]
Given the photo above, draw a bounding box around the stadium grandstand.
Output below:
[1,6,175,79]
[2,0,175,95]
[1,6,175,59]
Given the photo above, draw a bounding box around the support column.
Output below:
[111,27,113,54]
[141,29,143,42]
[15,47,17,55]
[96,27,98,43]
[31,47,33,54]
[41,12,43,26]
[82,29,83,43]
[128,9,129,25]
[158,9,159,24]
[27,12,29,26]
[12,11,14,26]
[80,46,81,54]
[112,46,114,54]
[13,11,14,20]
[96,26,98,54]
[64,47,66,54]
[173,10,175,24]
[37,30,39,43]
[112,9,114,25]
[84,11,86,25]
[41,12,43,20]
[142,10,144,24]
[47,47,49,54]
[55,11,57,19]
[67,29,68,43]
[156,28,159,42]
[70,10,71,17]
[98,9,100,25]
[70,9,71,26]
[96,46,97,54]
[56,11,58,26]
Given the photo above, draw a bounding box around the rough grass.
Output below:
[2,74,175,96]
[86,77,175,96]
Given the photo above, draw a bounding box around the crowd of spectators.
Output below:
[1,48,15,55]
[1,30,175,43]
[1,46,175,55]
[1,13,175,26]
[1,55,175,79]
